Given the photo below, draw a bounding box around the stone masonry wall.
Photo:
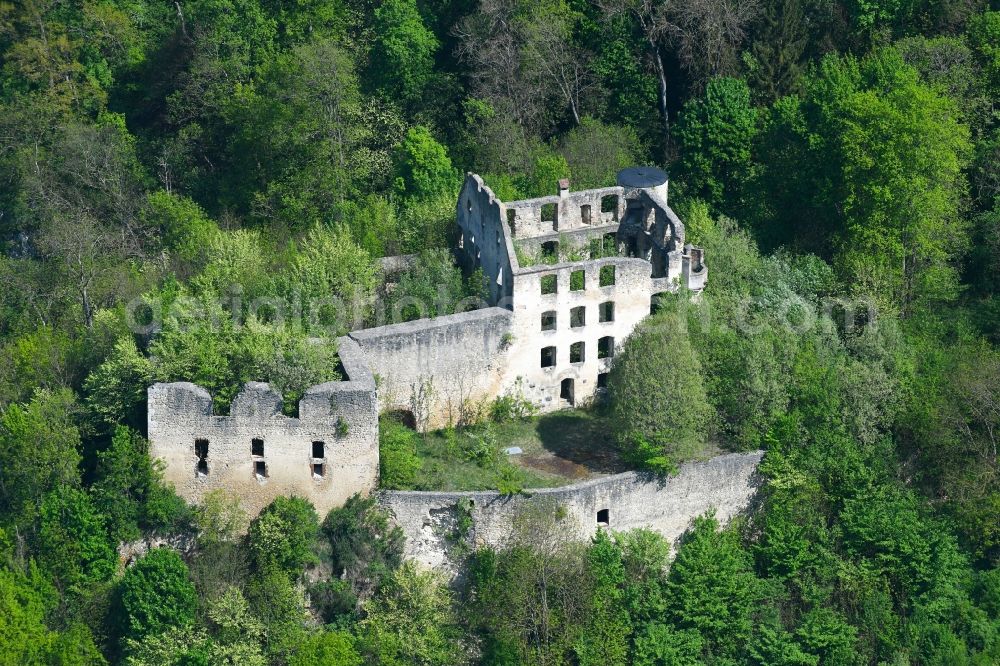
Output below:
[348,308,514,429]
[505,257,655,411]
[147,336,378,517]
[379,451,764,571]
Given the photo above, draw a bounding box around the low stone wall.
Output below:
[379,451,764,570]
[349,308,513,429]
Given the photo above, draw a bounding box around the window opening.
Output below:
[541,346,557,368]
[560,378,575,404]
[599,301,615,322]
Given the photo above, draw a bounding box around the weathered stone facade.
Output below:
[361,166,708,426]
[147,337,378,517]
[380,451,763,571]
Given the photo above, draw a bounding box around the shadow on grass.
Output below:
[533,411,630,475]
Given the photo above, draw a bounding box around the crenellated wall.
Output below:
[379,451,764,571]
[147,337,379,517]
[147,168,715,523]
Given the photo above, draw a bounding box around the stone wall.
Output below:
[348,308,514,429]
[505,257,655,411]
[456,174,515,306]
[379,451,764,571]
[147,336,378,517]
[506,185,626,237]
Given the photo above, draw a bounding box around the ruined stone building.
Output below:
[352,166,706,428]
[148,168,730,555]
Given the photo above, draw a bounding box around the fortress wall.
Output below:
[349,308,514,429]
[456,174,516,305]
[379,451,764,571]
[147,336,378,517]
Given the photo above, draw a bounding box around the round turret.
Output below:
[616,166,669,201]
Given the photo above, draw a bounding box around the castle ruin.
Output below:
[147,168,754,565]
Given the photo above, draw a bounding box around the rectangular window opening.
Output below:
[541,311,557,331]
[251,438,264,457]
[506,209,516,235]
[599,301,615,323]
[312,440,325,458]
[600,265,616,287]
[597,372,609,389]
[600,195,618,214]
[570,341,585,364]
[541,202,557,222]
[598,336,615,359]
[313,463,325,478]
[540,274,557,295]
[541,346,557,368]
[541,240,559,260]
[570,306,586,328]
[570,269,585,291]
[603,233,618,255]
[581,204,592,225]
[195,438,209,476]
[597,508,610,526]
[255,460,267,479]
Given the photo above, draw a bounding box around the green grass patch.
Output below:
[379,409,627,492]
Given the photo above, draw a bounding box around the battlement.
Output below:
[147,168,716,526]
[147,336,379,517]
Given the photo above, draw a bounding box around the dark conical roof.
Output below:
[616,166,668,189]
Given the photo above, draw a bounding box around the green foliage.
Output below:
[37,486,116,594]
[289,630,362,666]
[145,191,220,273]
[608,307,713,471]
[322,495,404,602]
[142,287,342,412]
[383,248,483,322]
[575,530,630,664]
[379,416,423,489]
[118,548,198,644]
[357,562,464,665]
[0,568,105,665]
[247,496,320,577]
[0,0,999,659]
[518,149,571,198]
[245,569,310,660]
[666,514,761,661]
[83,337,153,429]
[0,389,82,526]
[755,48,972,312]
[488,385,538,423]
[393,126,456,200]
[286,224,378,316]
[469,502,591,664]
[675,77,759,215]
[193,489,248,548]
[371,0,439,109]
[558,118,641,189]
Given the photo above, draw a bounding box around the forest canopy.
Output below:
[1,0,1000,663]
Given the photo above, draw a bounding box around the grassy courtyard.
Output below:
[379,409,629,492]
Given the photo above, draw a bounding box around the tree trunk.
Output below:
[650,40,670,162]
[81,285,93,329]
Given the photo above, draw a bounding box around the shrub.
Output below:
[379,417,421,489]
